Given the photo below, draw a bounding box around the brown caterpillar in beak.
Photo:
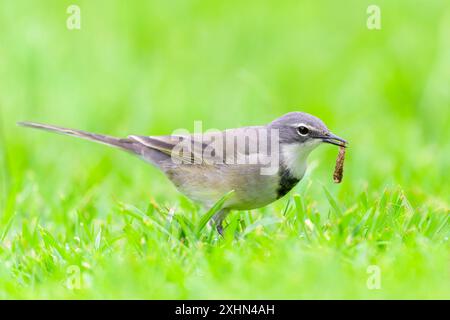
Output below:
[333,146,345,183]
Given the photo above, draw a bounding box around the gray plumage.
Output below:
[18,112,347,234]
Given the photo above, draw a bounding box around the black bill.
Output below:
[321,132,348,147]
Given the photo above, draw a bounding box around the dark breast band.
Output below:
[276,166,300,199]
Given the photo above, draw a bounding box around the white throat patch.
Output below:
[281,140,321,179]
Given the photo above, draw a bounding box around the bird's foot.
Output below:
[216,223,224,236]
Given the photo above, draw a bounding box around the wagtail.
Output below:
[19,112,347,234]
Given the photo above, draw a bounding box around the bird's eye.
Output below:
[297,126,309,136]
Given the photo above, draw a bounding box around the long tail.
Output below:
[17,121,141,154]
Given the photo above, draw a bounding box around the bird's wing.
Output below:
[128,135,206,164]
[129,126,272,166]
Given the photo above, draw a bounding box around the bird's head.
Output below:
[268,111,347,177]
[269,112,347,150]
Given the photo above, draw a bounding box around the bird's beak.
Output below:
[321,132,348,147]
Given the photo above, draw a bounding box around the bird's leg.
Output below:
[209,209,229,236]
[216,223,224,236]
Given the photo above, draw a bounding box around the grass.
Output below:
[0,0,449,299]
[0,182,448,299]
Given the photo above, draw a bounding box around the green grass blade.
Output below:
[196,190,235,235]
[323,186,342,217]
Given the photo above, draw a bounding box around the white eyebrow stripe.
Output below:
[291,122,310,128]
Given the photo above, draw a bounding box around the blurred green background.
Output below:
[0,0,448,299]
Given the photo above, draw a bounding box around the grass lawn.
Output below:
[0,0,449,299]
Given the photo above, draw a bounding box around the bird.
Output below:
[18,112,347,235]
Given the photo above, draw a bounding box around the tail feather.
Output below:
[17,121,140,154]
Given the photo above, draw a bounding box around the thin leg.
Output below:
[216,223,224,236]
[210,209,229,236]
